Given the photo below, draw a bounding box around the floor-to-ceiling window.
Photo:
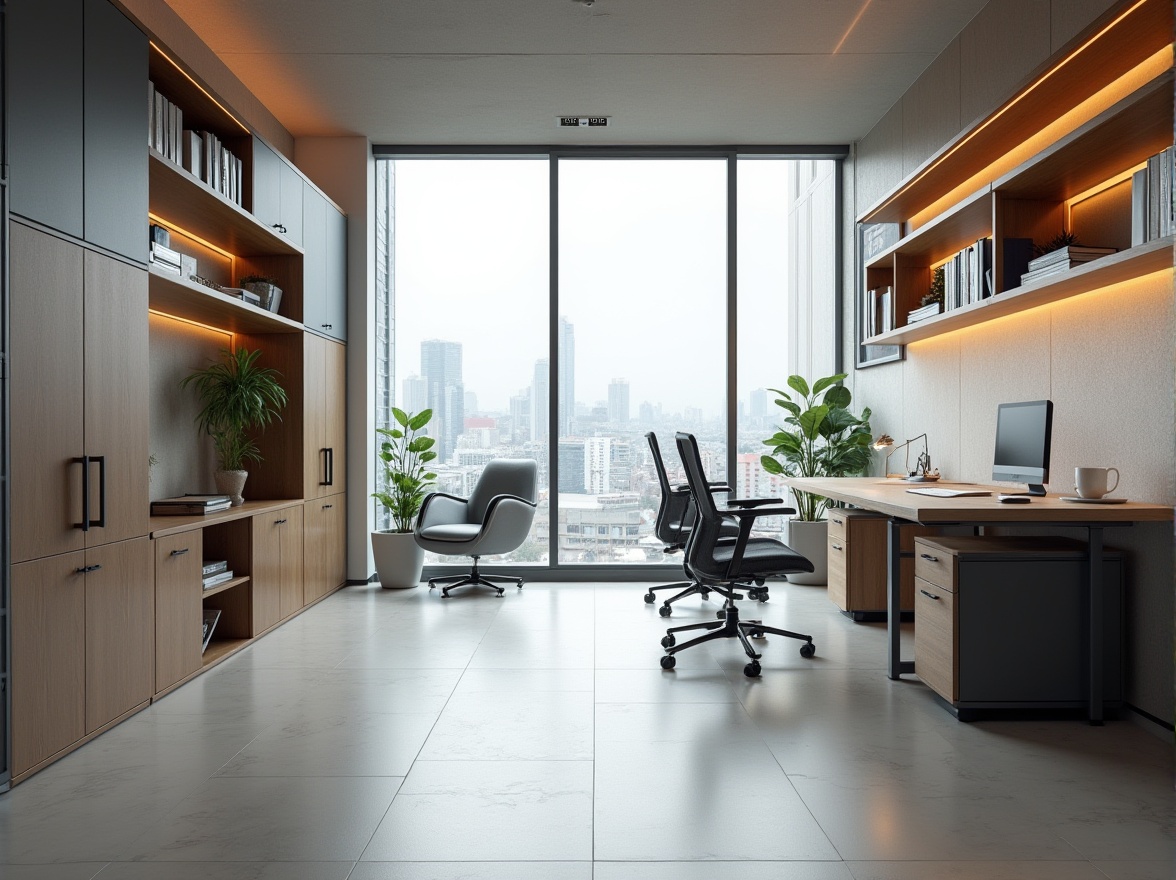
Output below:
[374,150,841,573]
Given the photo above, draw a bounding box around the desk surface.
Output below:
[784,477,1173,524]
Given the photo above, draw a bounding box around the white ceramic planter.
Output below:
[784,518,828,585]
[371,530,425,589]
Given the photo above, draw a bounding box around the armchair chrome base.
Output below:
[428,558,523,598]
[643,581,746,617]
[659,598,814,678]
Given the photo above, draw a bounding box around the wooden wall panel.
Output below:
[902,38,962,178]
[959,0,1051,128]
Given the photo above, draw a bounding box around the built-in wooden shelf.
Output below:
[201,575,250,599]
[148,267,303,334]
[150,498,305,538]
[149,43,248,139]
[149,152,301,257]
[866,186,992,270]
[860,0,1173,224]
[863,235,1173,346]
[200,638,250,669]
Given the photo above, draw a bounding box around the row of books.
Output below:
[906,301,941,324]
[942,237,993,311]
[1019,245,1117,286]
[862,286,893,338]
[148,80,244,207]
[201,608,221,653]
[202,559,234,591]
[151,494,232,516]
[1131,145,1176,245]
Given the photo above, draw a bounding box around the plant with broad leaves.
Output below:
[760,373,873,521]
[372,408,438,532]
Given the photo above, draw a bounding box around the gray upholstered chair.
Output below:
[414,458,539,597]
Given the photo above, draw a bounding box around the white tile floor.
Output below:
[0,580,1172,879]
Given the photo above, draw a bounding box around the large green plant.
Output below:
[760,373,873,521]
[372,408,438,533]
[180,348,288,471]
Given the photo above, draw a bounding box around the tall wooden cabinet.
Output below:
[252,505,305,631]
[304,334,347,499]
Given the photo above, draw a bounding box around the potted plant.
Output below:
[760,373,872,584]
[180,347,288,506]
[371,407,437,588]
[239,274,282,313]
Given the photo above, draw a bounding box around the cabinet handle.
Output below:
[273,223,287,233]
[75,456,90,531]
[831,517,843,526]
[93,455,107,529]
[323,504,333,510]
[830,543,843,552]
[170,548,190,557]
[75,564,102,574]
[919,553,939,562]
[919,588,940,601]
[321,447,334,486]
[275,518,288,525]
[321,324,332,330]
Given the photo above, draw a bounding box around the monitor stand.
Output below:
[1026,483,1046,496]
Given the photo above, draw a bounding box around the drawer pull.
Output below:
[170,548,190,557]
[275,518,288,525]
[323,504,333,510]
[75,564,102,574]
[831,516,843,526]
[919,588,940,601]
[919,553,939,562]
[830,543,843,552]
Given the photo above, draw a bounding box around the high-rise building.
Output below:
[585,436,611,495]
[608,378,630,423]
[558,317,575,435]
[530,358,549,443]
[401,374,427,414]
[464,390,478,415]
[638,401,655,424]
[750,387,768,420]
[558,439,585,493]
[509,389,530,444]
[421,339,464,462]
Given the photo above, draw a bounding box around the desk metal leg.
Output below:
[1088,526,1104,725]
[887,518,913,679]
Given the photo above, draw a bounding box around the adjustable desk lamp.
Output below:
[873,433,932,480]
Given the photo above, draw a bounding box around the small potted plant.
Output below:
[371,407,437,588]
[180,348,288,505]
[760,374,873,584]
[239,274,282,313]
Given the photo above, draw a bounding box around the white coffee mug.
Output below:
[1075,466,1119,499]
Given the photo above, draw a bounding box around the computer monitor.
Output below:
[993,399,1054,496]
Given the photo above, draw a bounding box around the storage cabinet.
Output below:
[304,333,347,499]
[251,505,304,633]
[154,532,204,693]
[303,184,347,341]
[825,510,933,619]
[913,536,1123,716]
[304,496,346,605]
[10,537,152,779]
[9,224,149,564]
[8,0,147,261]
[252,138,304,246]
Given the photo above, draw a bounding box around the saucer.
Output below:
[1060,496,1127,504]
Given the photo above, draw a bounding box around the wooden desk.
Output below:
[785,477,1172,722]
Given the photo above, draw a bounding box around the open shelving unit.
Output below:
[148,266,303,334]
[856,0,1174,364]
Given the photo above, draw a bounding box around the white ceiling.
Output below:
[162,0,990,145]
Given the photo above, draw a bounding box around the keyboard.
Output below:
[906,487,992,497]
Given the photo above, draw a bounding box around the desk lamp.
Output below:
[873,433,932,479]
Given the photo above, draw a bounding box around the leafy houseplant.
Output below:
[760,373,873,522]
[370,408,437,588]
[180,347,288,505]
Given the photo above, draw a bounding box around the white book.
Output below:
[147,81,155,146]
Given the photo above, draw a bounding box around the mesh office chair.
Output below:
[643,432,748,616]
[660,432,815,677]
[414,459,539,598]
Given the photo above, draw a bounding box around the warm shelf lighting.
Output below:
[148,213,236,260]
[148,308,233,337]
[1065,163,1145,215]
[150,42,250,134]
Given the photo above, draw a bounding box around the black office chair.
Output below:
[643,432,747,616]
[660,432,816,678]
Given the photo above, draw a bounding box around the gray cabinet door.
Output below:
[84,0,148,263]
[9,0,84,238]
[302,182,327,332]
[324,204,347,342]
[280,160,304,247]
[252,138,282,230]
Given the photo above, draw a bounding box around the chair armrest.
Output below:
[675,482,731,494]
[715,505,796,519]
[472,494,539,556]
[415,492,470,531]
[725,496,782,508]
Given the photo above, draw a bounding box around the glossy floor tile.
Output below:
[0,580,1170,877]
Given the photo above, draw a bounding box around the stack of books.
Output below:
[942,237,992,311]
[1020,246,1117,286]
[150,241,184,277]
[148,81,184,166]
[201,608,222,653]
[150,494,232,516]
[1131,145,1176,245]
[220,287,263,307]
[907,301,942,324]
[148,81,244,207]
[863,286,893,338]
[202,560,234,591]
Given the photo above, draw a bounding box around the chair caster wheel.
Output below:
[661,634,676,648]
[749,629,764,639]
[659,605,672,617]
[716,610,726,619]
[660,654,677,670]
[700,589,710,599]
[644,592,656,604]
[743,661,761,678]
[517,582,524,590]
[800,642,816,659]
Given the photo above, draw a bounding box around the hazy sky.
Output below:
[393,157,812,417]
